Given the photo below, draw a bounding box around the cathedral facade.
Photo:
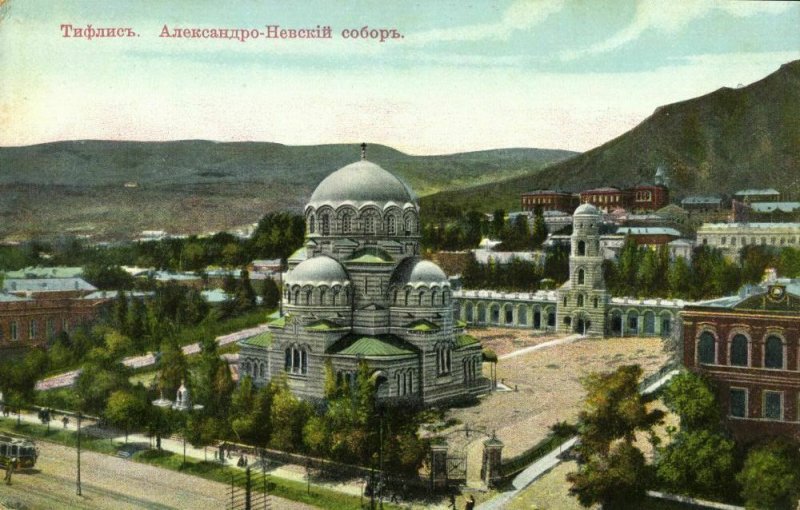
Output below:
[239,154,487,405]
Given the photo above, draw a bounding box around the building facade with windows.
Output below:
[696,222,800,258]
[682,281,800,443]
[0,278,105,349]
[238,155,487,405]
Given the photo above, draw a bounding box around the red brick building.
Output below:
[682,281,800,443]
[630,184,669,212]
[520,190,578,213]
[0,278,107,349]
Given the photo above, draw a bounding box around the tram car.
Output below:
[0,434,38,469]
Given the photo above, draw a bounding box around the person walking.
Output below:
[465,495,476,510]
[4,457,17,484]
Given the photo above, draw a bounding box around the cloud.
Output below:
[561,0,794,61]
[407,0,565,45]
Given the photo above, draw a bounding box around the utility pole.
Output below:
[76,412,82,496]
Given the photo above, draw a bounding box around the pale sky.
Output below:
[0,0,798,154]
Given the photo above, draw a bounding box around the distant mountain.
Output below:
[0,141,574,240]
[421,59,800,215]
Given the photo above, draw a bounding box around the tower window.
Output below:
[364,216,375,234]
[386,216,396,235]
[342,214,352,233]
[577,269,585,285]
[577,240,586,256]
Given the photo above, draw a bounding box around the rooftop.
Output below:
[328,334,417,357]
[240,331,273,348]
[735,188,780,196]
[3,266,84,279]
[616,227,682,237]
[681,196,722,204]
[749,202,800,213]
[3,278,96,293]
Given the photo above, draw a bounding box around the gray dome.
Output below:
[308,160,416,207]
[286,256,350,285]
[391,258,449,287]
[574,203,600,216]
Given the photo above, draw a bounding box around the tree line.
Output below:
[568,368,800,510]
[422,208,547,252]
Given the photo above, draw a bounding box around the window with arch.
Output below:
[321,214,330,235]
[563,296,568,307]
[577,240,586,256]
[431,289,438,305]
[404,289,410,306]
[308,215,315,233]
[577,269,585,285]
[319,288,327,305]
[697,332,715,365]
[764,335,784,369]
[577,294,584,307]
[730,334,748,366]
[442,290,450,305]
[418,291,425,306]
[364,215,375,234]
[285,345,308,375]
[436,344,452,375]
[386,215,396,235]
[405,216,415,235]
[593,297,598,308]
[342,214,352,233]
[260,363,266,379]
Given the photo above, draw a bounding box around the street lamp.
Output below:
[76,412,82,496]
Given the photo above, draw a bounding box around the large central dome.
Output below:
[308,160,416,207]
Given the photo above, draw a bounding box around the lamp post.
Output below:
[76,412,82,496]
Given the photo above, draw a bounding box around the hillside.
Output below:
[0,142,574,241]
[421,59,800,214]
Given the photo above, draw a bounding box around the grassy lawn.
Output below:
[0,418,118,456]
[0,417,399,510]
[133,449,395,510]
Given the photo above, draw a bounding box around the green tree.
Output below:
[530,207,548,248]
[656,429,737,499]
[261,277,281,309]
[158,338,189,397]
[737,440,800,510]
[567,440,649,509]
[114,291,129,334]
[576,365,664,454]
[269,377,311,452]
[105,390,147,443]
[668,256,692,298]
[662,371,719,431]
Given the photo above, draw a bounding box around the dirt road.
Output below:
[0,440,315,510]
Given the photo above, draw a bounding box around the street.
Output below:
[0,440,315,510]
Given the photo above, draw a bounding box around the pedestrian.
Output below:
[243,455,248,467]
[465,495,475,510]
[62,416,69,429]
[4,457,16,485]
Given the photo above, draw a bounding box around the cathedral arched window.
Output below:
[418,291,425,306]
[431,289,438,305]
[436,344,452,375]
[364,215,375,235]
[308,215,315,234]
[577,240,586,256]
[285,345,308,375]
[577,294,584,307]
[577,269,585,285]
[321,214,330,235]
[386,216,396,235]
[342,214,352,234]
[405,289,410,306]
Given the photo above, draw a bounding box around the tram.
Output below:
[0,434,38,469]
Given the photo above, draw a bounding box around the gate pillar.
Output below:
[481,432,504,487]
[430,442,449,490]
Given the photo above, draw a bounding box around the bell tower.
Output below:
[556,203,608,336]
